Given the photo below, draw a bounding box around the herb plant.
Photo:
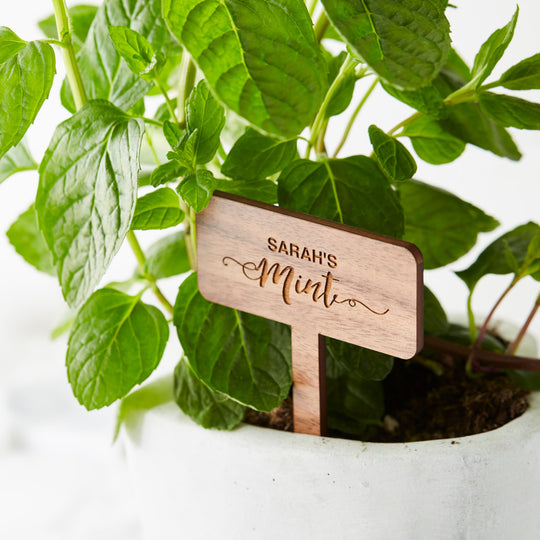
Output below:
[3,0,540,437]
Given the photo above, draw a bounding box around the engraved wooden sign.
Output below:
[197,191,423,436]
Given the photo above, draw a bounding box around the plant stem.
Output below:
[307,0,318,17]
[474,275,520,350]
[424,334,540,372]
[140,116,164,128]
[313,10,330,43]
[154,74,179,124]
[127,231,174,316]
[306,54,357,159]
[387,87,478,138]
[176,51,197,129]
[387,112,423,137]
[507,293,540,355]
[51,0,87,111]
[332,77,378,158]
[144,130,160,166]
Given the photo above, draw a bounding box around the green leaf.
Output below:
[174,358,245,430]
[500,53,540,90]
[62,0,171,112]
[173,273,292,411]
[324,50,357,118]
[163,120,183,149]
[434,67,521,160]
[327,373,384,437]
[214,179,278,205]
[38,5,98,53]
[177,169,215,212]
[144,230,191,279]
[400,116,465,165]
[456,222,540,291]
[423,285,448,336]
[168,129,199,170]
[185,80,225,164]
[400,179,499,269]
[165,0,327,137]
[114,375,174,441]
[221,128,297,180]
[131,187,184,230]
[67,288,169,410]
[150,160,186,187]
[321,0,450,90]
[278,157,404,238]
[108,26,163,80]
[0,28,56,159]
[326,338,393,380]
[0,138,37,184]
[381,82,447,119]
[6,204,55,276]
[470,8,518,88]
[479,93,540,130]
[368,125,417,181]
[36,100,143,307]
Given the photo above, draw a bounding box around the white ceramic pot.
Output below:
[121,392,540,540]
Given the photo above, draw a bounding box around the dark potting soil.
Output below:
[244,357,529,443]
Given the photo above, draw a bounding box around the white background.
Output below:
[1,1,540,538]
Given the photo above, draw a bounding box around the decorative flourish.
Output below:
[333,298,389,315]
[222,256,389,316]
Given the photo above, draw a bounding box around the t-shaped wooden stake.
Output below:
[197,192,423,436]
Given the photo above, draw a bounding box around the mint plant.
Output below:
[3,0,540,437]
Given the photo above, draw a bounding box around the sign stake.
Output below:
[197,191,423,436]
[291,329,326,435]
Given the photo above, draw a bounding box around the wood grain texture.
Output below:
[197,191,424,435]
[291,330,327,436]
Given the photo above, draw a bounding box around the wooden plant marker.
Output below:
[197,192,423,436]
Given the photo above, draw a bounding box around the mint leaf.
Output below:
[327,373,384,437]
[165,0,327,137]
[36,100,143,307]
[435,66,521,160]
[456,222,540,291]
[500,53,540,90]
[400,116,465,165]
[326,338,393,381]
[470,8,518,88]
[324,50,357,119]
[174,358,245,430]
[177,169,215,212]
[131,187,184,230]
[150,160,186,187]
[278,157,404,238]
[39,5,98,53]
[0,138,37,184]
[62,0,171,112]
[381,82,447,119]
[67,288,169,410]
[400,179,499,269]
[173,273,292,412]
[222,128,297,180]
[214,179,277,205]
[479,93,540,130]
[163,120,182,149]
[423,286,449,336]
[144,231,191,279]
[0,28,56,159]
[368,125,417,182]
[6,204,55,276]
[115,375,174,441]
[186,80,225,165]
[321,0,450,90]
[109,26,163,80]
